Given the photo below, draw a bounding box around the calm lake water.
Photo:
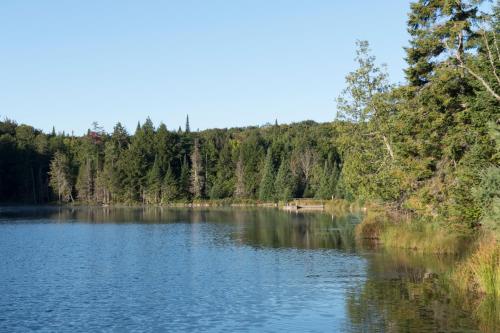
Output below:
[0,206,494,332]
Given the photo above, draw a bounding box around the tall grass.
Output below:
[354,209,389,240]
[380,222,467,255]
[354,206,467,254]
[324,199,362,215]
[453,236,500,297]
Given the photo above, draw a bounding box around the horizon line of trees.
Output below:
[0,116,343,205]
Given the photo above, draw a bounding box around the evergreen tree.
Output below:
[315,160,336,200]
[405,0,499,101]
[161,165,178,204]
[185,115,191,133]
[76,160,93,201]
[274,157,294,202]
[146,156,162,204]
[210,143,234,199]
[259,148,275,201]
[179,155,190,200]
[101,123,128,202]
[155,123,173,174]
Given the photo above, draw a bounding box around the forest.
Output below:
[0,0,499,234]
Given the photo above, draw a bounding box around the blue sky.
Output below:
[0,1,412,135]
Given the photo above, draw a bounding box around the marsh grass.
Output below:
[354,209,389,240]
[354,205,468,254]
[453,236,500,298]
[380,222,468,255]
[348,204,499,329]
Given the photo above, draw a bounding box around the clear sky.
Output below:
[0,1,412,135]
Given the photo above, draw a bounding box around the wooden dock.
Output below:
[282,203,324,211]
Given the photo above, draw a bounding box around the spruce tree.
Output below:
[185,115,191,133]
[146,156,162,204]
[259,148,275,201]
[155,123,173,174]
[161,165,178,204]
[274,157,294,202]
[210,143,234,199]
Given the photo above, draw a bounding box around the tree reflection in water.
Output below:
[1,205,496,332]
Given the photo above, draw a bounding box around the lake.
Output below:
[0,206,493,332]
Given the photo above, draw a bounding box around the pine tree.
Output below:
[259,148,275,201]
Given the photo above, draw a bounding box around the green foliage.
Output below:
[210,143,235,199]
[474,167,500,211]
[48,151,73,202]
[274,157,295,202]
[76,160,94,201]
[145,156,162,204]
[189,139,204,199]
[259,148,275,201]
[179,155,191,200]
[336,40,390,123]
[161,166,178,203]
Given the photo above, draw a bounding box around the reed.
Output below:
[380,222,466,255]
[453,236,500,297]
[354,209,389,240]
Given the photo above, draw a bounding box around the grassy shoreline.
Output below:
[353,204,499,301]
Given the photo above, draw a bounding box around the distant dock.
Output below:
[282,199,325,212]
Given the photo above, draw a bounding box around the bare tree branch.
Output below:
[493,30,500,62]
[454,31,500,101]
[481,30,500,85]
[458,63,500,101]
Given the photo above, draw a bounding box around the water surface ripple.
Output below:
[0,207,485,332]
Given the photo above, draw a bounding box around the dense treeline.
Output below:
[0,0,499,233]
[0,118,343,204]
